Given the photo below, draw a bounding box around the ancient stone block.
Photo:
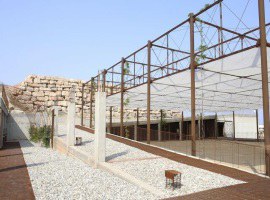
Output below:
[32,91,44,97]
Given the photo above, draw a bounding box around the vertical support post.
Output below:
[190,13,196,156]
[67,86,76,146]
[51,109,55,148]
[258,0,270,176]
[198,114,201,139]
[134,54,136,86]
[181,111,184,140]
[215,113,218,139]
[167,34,169,74]
[109,106,113,133]
[233,111,236,140]
[120,58,125,137]
[136,108,139,126]
[94,91,106,164]
[0,109,3,149]
[90,78,94,128]
[147,40,152,144]
[219,2,224,56]
[54,106,59,137]
[103,70,107,92]
[256,109,259,141]
[158,123,162,142]
[81,83,85,126]
[134,124,138,141]
[135,108,139,141]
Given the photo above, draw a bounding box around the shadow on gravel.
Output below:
[0,162,48,173]
[0,152,31,158]
[82,140,93,145]
[106,150,130,162]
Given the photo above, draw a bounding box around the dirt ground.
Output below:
[148,139,266,174]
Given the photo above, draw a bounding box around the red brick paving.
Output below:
[0,142,35,200]
[77,125,270,200]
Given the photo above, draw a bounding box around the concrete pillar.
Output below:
[134,124,138,141]
[94,92,106,164]
[158,123,162,141]
[67,86,76,146]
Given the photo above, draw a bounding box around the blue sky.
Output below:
[0,0,268,124]
[0,0,259,85]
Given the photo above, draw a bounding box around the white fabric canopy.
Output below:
[107,47,270,112]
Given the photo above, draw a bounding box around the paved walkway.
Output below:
[77,125,270,200]
[0,142,35,200]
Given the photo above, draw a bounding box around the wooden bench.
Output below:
[165,170,182,190]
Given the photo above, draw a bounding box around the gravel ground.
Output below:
[58,128,245,198]
[20,140,157,200]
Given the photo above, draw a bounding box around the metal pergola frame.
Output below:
[81,0,270,176]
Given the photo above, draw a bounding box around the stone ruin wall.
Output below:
[7,75,181,120]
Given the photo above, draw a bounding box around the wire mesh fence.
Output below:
[145,133,266,175]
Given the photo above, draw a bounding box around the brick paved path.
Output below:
[0,142,35,200]
[77,125,270,200]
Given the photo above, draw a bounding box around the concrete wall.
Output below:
[218,115,257,139]
[235,116,257,139]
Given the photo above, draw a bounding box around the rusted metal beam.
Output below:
[190,13,196,157]
[256,109,259,142]
[120,58,125,137]
[258,0,270,177]
[90,78,94,128]
[136,108,139,126]
[147,40,152,144]
[103,70,107,92]
[152,44,190,55]
[51,109,55,149]
[219,2,224,56]
[196,19,257,42]
[110,106,113,133]
[215,113,218,139]
[81,83,85,126]
[233,111,236,140]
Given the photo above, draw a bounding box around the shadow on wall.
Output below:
[7,110,54,141]
[7,111,30,141]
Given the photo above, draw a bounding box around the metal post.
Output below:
[198,114,201,139]
[219,2,224,56]
[190,13,196,156]
[136,108,139,126]
[81,83,85,126]
[167,34,169,74]
[110,106,113,133]
[147,40,152,144]
[233,111,236,140]
[180,111,184,140]
[215,113,218,139]
[258,0,270,176]
[90,78,94,128]
[51,109,55,148]
[103,70,107,92]
[256,109,259,141]
[120,58,125,137]
[135,108,139,141]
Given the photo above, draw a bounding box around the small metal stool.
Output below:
[75,137,82,145]
[165,170,182,190]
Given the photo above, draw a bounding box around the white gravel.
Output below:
[59,128,246,198]
[20,140,157,200]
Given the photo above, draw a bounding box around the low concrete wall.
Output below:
[7,111,31,141]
